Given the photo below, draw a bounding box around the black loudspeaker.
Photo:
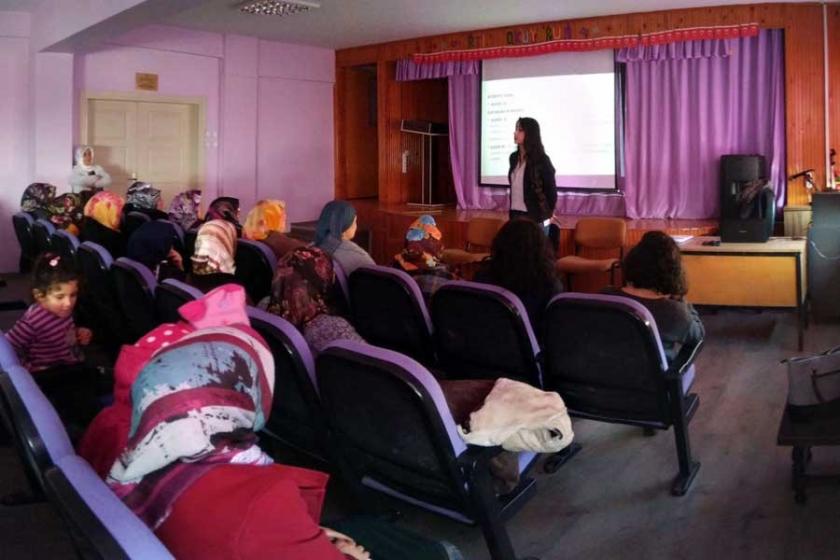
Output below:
[719,154,774,242]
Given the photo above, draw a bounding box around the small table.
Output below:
[679,236,808,350]
[777,408,840,503]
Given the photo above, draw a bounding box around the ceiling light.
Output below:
[239,0,319,16]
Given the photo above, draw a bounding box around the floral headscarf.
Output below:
[267,246,334,329]
[394,214,444,272]
[191,219,237,275]
[206,197,240,226]
[47,193,84,235]
[168,190,202,231]
[107,290,274,529]
[83,191,125,231]
[242,199,286,241]
[21,183,57,215]
[126,181,162,210]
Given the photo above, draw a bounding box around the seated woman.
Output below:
[47,193,84,236]
[601,230,705,363]
[243,199,304,260]
[267,246,365,355]
[314,200,374,275]
[126,221,185,282]
[21,182,56,220]
[80,191,126,258]
[96,286,367,559]
[205,196,242,234]
[124,181,168,220]
[188,219,242,293]
[168,189,202,231]
[393,214,454,303]
[474,218,563,335]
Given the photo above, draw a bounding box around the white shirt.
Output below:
[510,159,527,212]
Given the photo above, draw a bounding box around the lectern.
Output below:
[400,120,449,207]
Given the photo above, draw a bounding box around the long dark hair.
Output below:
[517,117,549,210]
[486,218,556,295]
[623,231,687,296]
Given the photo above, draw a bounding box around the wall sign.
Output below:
[135,73,159,91]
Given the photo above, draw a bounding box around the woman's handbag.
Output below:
[785,345,840,418]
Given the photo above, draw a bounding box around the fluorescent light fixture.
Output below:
[239,0,320,16]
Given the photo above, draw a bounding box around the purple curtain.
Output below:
[621,30,785,219]
[396,59,479,81]
[617,38,731,62]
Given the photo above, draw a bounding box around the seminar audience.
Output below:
[188,219,241,293]
[243,199,305,261]
[393,214,454,303]
[314,200,374,275]
[126,220,185,282]
[80,191,127,258]
[168,189,202,231]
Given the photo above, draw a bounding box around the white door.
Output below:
[86,99,137,193]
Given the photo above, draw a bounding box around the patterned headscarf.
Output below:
[191,219,237,275]
[21,183,57,215]
[126,181,162,211]
[107,320,275,529]
[206,197,240,226]
[84,191,125,231]
[242,199,286,241]
[314,200,356,256]
[168,190,202,231]
[394,214,444,272]
[47,193,84,235]
[267,246,334,329]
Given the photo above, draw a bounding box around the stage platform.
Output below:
[353,199,718,291]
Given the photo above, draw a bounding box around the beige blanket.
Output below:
[458,378,574,453]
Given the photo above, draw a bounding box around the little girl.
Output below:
[5,252,98,428]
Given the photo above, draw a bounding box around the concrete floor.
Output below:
[1,273,840,559]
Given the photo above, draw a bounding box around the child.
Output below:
[5,252,98,428]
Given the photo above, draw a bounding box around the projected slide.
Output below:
[480,51,617,189]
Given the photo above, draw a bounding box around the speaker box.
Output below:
[720,155,767,220]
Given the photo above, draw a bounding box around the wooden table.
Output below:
[777,408,840,503]
[679,236,807,349]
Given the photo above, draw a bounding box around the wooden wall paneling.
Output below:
[377,61,402,204]
[344,67,379,199]
[783,3,826,205]
[334,66,347,200]
[829,4,840,183]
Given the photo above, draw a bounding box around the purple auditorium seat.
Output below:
[348,265,436,367]
[155,219,184,246]
[154,279,203,324]
[331,258,351,315]
[0,365,74,498]
[12,212,36,272]
[46,455,173,559]
[123,211,151,240]
[431,280,543,387]
[316,340,538,560]
[235,239,278,303]
[543,292,704,495]
[113,258,159,341]
[0,330,19,370]
[247,306,326,463]
[32,218,56,257]
[52,229,80,266]
[78,242,129,349]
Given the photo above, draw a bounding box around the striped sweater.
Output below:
[5,304,82,371]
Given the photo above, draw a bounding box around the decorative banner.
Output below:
[412,23,759,64]
[135,72,159,91]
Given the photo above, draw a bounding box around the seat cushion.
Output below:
[555,255,618,274]
[440,249,489,266]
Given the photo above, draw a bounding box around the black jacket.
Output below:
[508,152,558,222]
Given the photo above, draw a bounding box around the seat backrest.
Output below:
[543,293,672,424]
[12,212,36,266]
[573,217,627,250]
[112,258,159,340]
[246,306,326,461]
[0,365,75,496]
[465,217,504,250]
[0,333,19,370]
[123,212,151,240]
[156,219,184,246]
[348,265,435,365]
[183,229,198,274]
[431,280,542,386]
[46,455,173,560]
[235,239,277,303]
[316,341,472,515]
[52,230,81,265]
[32,218,56,256]
[154,279,203,324]
[331,258,351,314]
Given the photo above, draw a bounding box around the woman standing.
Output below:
[508,117,557,226]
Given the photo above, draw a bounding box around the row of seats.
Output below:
[0,336,172,559]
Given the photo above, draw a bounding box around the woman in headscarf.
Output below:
[69,146,111,193]
[80,191,126,258]
[268,246,364,355]
[205,196,241,234]
[97,285,365,559]
[168,189,202,231]
[47,193,85,236]
[126,221,185,281]
[20,183,57,220]
[124,181,167,220]
[314,200,374,275]
[188,219,243,294]
[242,199,305,261]
[393,214,454,303]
